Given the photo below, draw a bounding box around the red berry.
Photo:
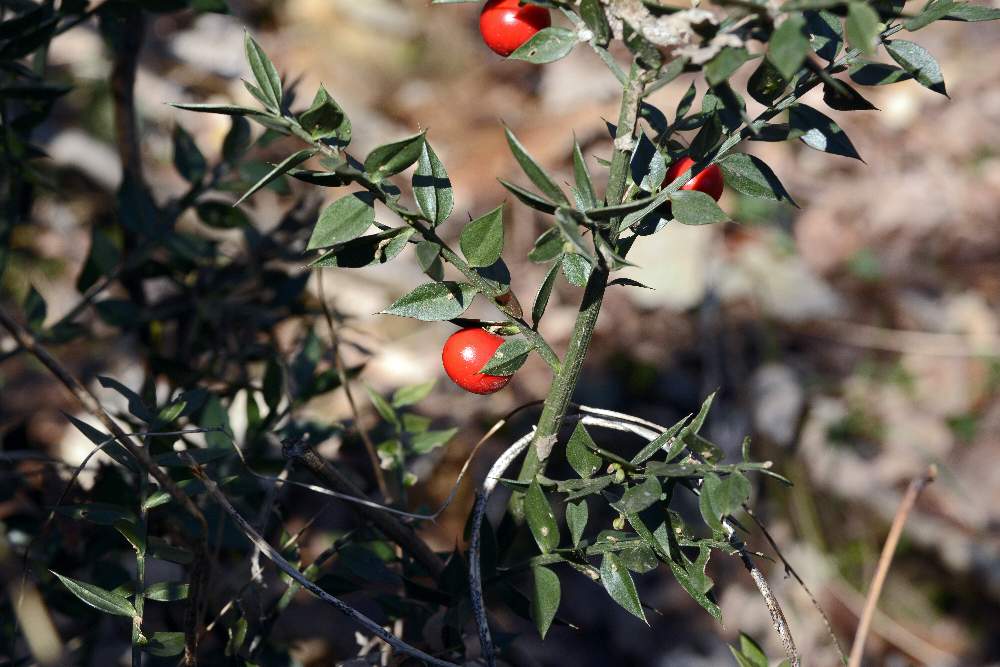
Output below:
[666,156,725,202]
[479,0,551,57]
[442,328,512,395]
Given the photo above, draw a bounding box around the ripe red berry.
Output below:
[442,328,512,395]
[479,0,551,58]
[666,156,725,202]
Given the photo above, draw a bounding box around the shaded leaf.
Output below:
[530,566,561,638]
[599,553,647,623]
[412,142,452,225]
[885,39,947,96]
[566,423,602,479]
[525,478,560,553]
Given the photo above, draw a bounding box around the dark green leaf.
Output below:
[51,571,136,617]
[307,192,375,250]
[145,632,186,657]
[413,142,453,225]
[532,262,560,327]
[698,472,751,531]
[670,190,729,225]
[565,500,588,548]
[530,566,561,638]
[460,205,505,267]
[363,131,427,180]
[849,61,912,85]
[580,0,611,45]
[97,376,154,422]
[561,253,593,287]
[310,227,414,268]
[480,337,533,375]
[235,149,316,206]
[599,553,647,623]
[566,423,602,479]
[528,227,564,263]
[747,58,788,107]
[298,86,351,142]
[505,128,568,205]
[630,415,690,465]
[905,0,957,30]
[196,201,250,229]
[706,47,753,86]
[806,10,843,62]
[172,125,206,183]
[573,139,598,210]
[885,39,947,95]
[789,103,863,159]
[509,26,577,64]
[499,178,557,215]
[244,31,282,109]
[667,545,720,621]
[612,476,662,514]
[144,582,189,602]
[380,282,477,321]
[717,153,797,205]
[525,478,560,553]
[170,102,271,118]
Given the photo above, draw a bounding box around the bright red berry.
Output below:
[666,156,725,202]
[442,328,512,395]
[479,0,551,58]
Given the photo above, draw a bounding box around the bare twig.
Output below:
[316,271,390,500]
[848,466,937,667]
[281,438,445,578]
[185,455,457,667]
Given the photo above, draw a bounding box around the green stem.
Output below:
[510,61,647,515]
[289,124,562,373]
[131,472,148,666]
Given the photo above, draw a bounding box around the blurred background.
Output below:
[2,0,1000,665]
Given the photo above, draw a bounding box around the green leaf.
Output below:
[380,282,477,321]
[823,79,878,111]
[307,193,375,250]
[698,472,752,531]
[97,376,154,422]
[144,582,190,602]
[667,545,720,621]
[846,2,881,54]
[509,26,577,64]
[413,142,453,225]
[145,632,186,657]
[55,503,134,526]
[532,262,560,327]
[849,61,912,85]
[566,422,602,479]
[718,153,797,205]
[415,240,444,280]
[789,103,862,160]
[530,566,561,638]
[51,571,137,617]
[572,139,598,210]
[172,124,206,184]
[768,15,810,80]
[298,86,351,143]
[612,476,662,515]
[528,227,564,263]
[235,149,315,206]
[747,58,788,107]
[670,190,729,225]
[731,633,770,667]
[170,102,270,118]
[630,415,690,465]
[498,178,557,215]
[244,31,282,110]
[580,0,611,45]
[411,428,458,454]
[196,201,249,229]
[480,337,533,375]
[884,39,947,96]
[363,131,427,180]
[115,519,146,554]
[554,208,596,260]
[310,227,414,268]
[706,46,753,86]
[944,2,1000,21]
[599,553,647,623]
[460,205,505,268]
[806,9,844,62]
[905,0,957,30]
[565,500,589,548]
[525,478,560,553]
[392,380,436,408]
[504,128,568,206]
[561,253,593,287]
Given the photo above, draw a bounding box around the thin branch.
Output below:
[315,270,391,500]
[848,466,937,667]
[185,455,457,667]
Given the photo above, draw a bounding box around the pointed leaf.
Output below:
[460,205,505,268]
[525,478,560,553]
[565,500,589,548]
[244,32,282,109]
[718,153,797,205]
[885,39,947,96]
[566,423,602,479]
[599,553,647,623]
[530,566,561,638]
[480,336,533,375]
[172,124,206,184]
[846,2,881,55]
[572,139,597,210]
[310,227,414,268]
[504,128,568,205]
[508,26,577,64]
[532,262,560,327]
[364,131,427,180]
[768,16,810,80]
[413,142,453,225]
[670,190,729,225]
[307,192,375,250]
[789,103,862,160]
[380,282,477,321]
[298,86,351,142]
[51,571,137,617]
[235,149,315,206]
